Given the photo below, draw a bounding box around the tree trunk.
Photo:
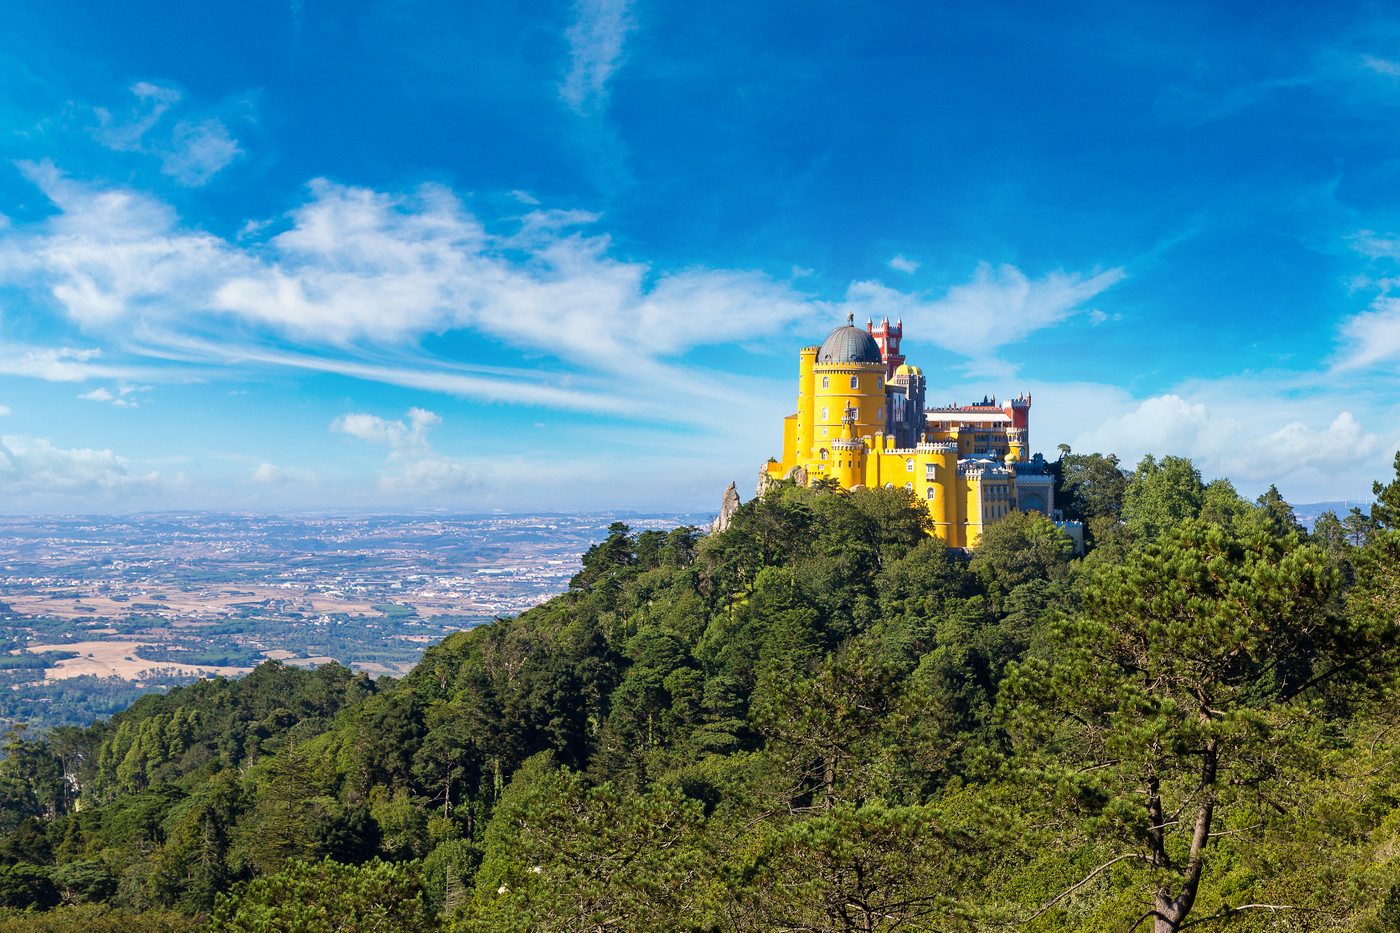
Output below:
[1152,738,1218,932]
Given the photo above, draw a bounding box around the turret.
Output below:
[867,317,905,380]
[830,404,866,488]
[1004,393,1030,443]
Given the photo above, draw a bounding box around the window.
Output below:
[926,487,936,500]
[905,482,913,493]
[925,463,936,476]
[877,407,883,422]
[820,449,828,460]
[877,376,883,388]
[850,375,859,389]
[821,427,828,437]
[821,406,829,420]
[905,458,914,471]
[821,376,829,389]
[885,482,894,489]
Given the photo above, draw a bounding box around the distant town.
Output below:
[0,510,708,729]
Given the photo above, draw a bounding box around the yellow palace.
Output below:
[763,314,1058,548]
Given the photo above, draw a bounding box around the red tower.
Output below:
[866,317,905,380]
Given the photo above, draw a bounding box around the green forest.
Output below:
[1,450,1399,932]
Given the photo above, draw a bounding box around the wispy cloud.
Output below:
[559,0,635,114]
[0,345,123,383]
[1361,54,1400,77]
[1336,296,1400,370]
[0,167,1133,435]
[844,262,1126,373]
[161,118,240,186]
[77,381,149,407]
[888,254,919,274]
[91,83,240,186]
[332,408,477,495]
[1335,228,1400,370]
[93,82,181,151]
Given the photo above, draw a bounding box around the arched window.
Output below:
[820,449,828,460]
[926,487,935,500]
[885,482,894,489]
[877,407,883,422]
[821,376,829,389]
[905,482,913,493]
[821,406,828,420]
[850,375,859,389]
[905,458,914,471]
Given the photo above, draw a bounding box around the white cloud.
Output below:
[251,462,290,484]
[94,82,181,152]
[0,435,161,496]
[333,407,439,450]
[161,119,240,186]
[844,262,1126,370]
[332,408,477,495]
[1341,301,1400,367]
[888,254,919,274]
[1066,390,1393,500]
[1336,229,1400,370]
[559,0,635,114]
[76,381,149,407]
[0,345,114,382]
[0,405,9,416]
[0,169,820,392]
[510,190,541,205]
[91,83,239,187]
[0,168,1130,434]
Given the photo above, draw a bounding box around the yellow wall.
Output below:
[798,347,817,460]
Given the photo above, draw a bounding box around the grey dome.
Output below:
[818,317,883,364]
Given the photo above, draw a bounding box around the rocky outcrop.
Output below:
[710,481,741,534]
[757,468,776,498]
[757,464,808,497]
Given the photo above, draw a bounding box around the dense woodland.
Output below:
[1,450,1399,932]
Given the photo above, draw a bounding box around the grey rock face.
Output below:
[711,481,741,534]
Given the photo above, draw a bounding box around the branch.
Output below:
[1177,902,1317,929]
[1371,724,1397,756]
[1021,854,1149,924]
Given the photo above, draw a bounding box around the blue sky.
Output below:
[1,0,1398,513]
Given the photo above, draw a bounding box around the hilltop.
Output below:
[0,453,1396,932]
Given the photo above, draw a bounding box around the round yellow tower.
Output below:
[810,314,887,458]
